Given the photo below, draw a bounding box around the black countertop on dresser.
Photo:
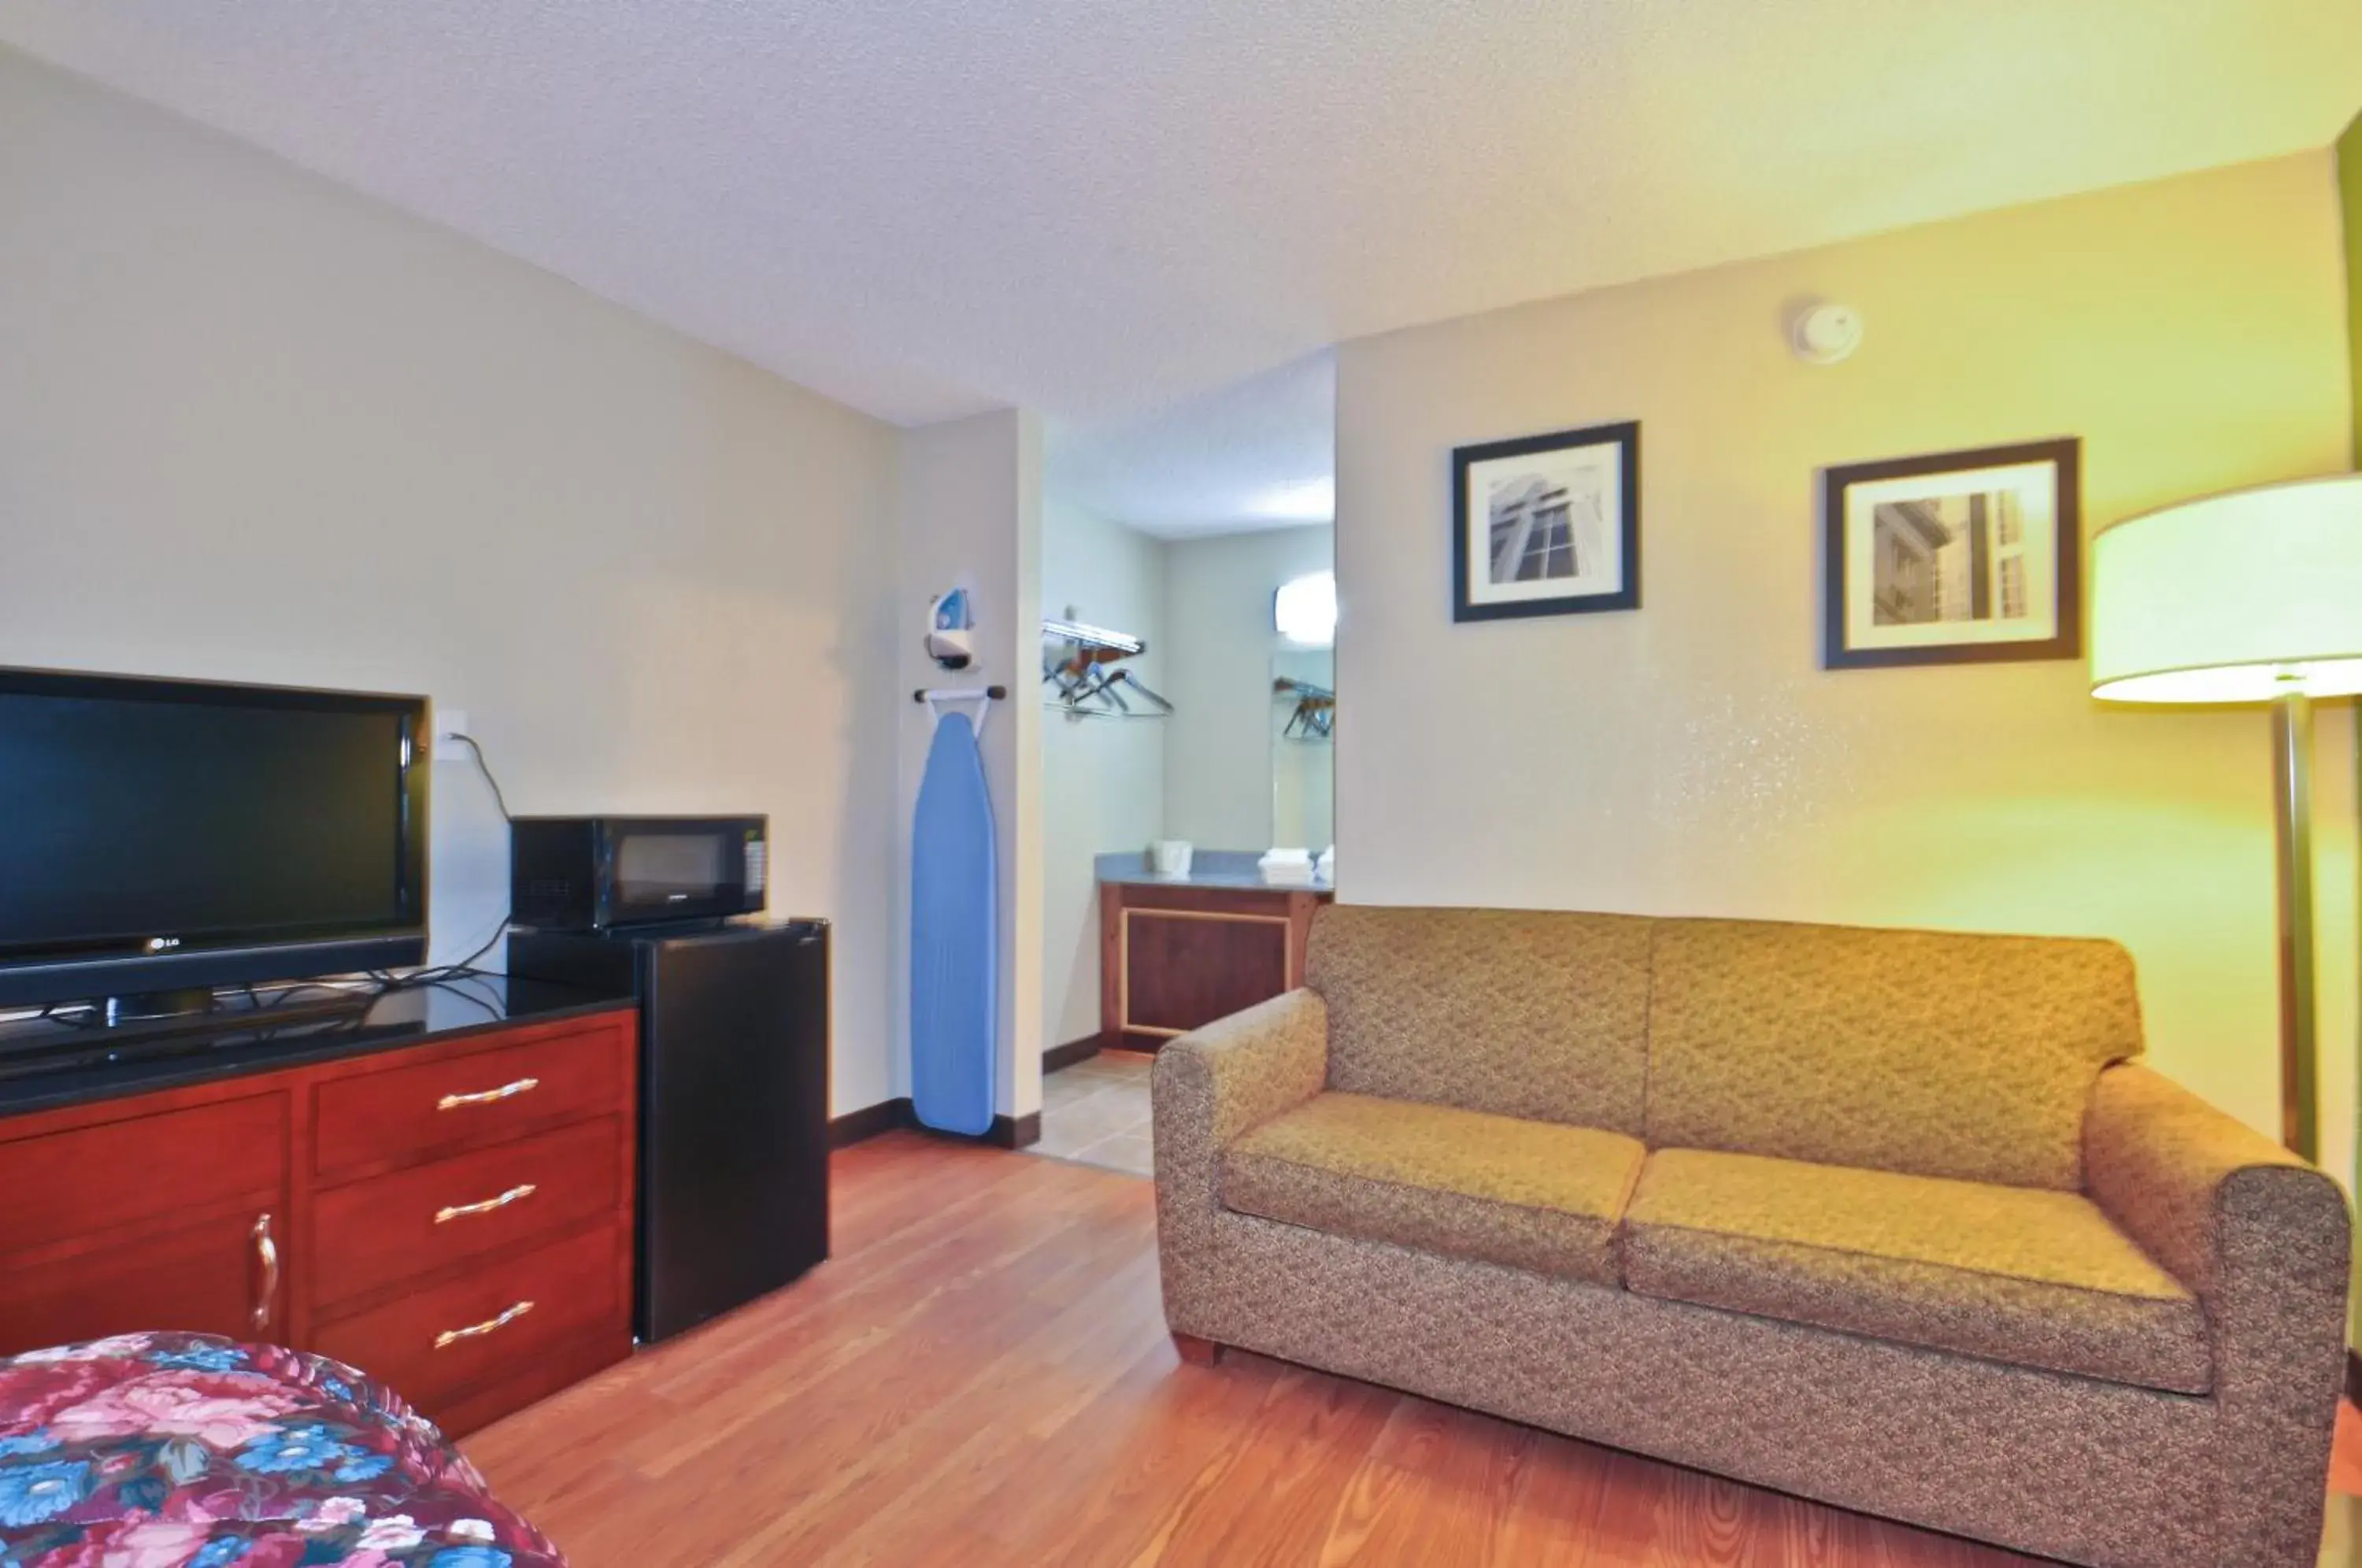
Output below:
[0,974,636,1118]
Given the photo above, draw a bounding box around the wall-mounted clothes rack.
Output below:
[1043,617,1172,720]
[914,684,1008,739]
[1042,618,1142,655]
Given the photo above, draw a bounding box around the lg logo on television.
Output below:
[145,936,181,952]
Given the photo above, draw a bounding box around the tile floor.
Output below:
[1031,1049,1154,1176]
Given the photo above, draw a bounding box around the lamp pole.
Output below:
[2270,686,2318,1162]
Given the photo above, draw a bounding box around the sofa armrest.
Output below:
[2085,1062,2350,1564]
[1150,989,1327,1333]
[1152,989,1329,1156]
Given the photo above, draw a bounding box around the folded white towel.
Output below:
[1259,848,1314,884]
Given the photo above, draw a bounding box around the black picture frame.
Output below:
[1452,420,1641,623]
[1820,437,2082,670]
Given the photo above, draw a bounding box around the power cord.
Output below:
[418,971,505,1020]
[446,732,513,823]
[379,727,513,991]
[388,918,509,988]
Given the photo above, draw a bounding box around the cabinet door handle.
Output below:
[250,1211,279,1332]
[437,1075,539,1111]
[434,1300,534,1349]
[435,1182,538,1224]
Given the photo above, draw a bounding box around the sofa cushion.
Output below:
[1623,1148,2211,1394]
[1306,906,1654,1132]
[1222,1091,1644,1285]
[1645,918,2142,1188]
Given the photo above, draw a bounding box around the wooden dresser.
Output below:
[0,996,636,1437]
[1099,879,1333,1052]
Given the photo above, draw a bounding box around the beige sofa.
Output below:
[1151,907,2351,1568]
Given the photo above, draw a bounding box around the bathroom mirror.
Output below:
[1271,648,1334,852]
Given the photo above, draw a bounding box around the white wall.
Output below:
[1335,153,2358,1159]
[1039,497,1168,1052]
[896,412,1046,1121]
[0,46,907,1115]
[1163,526,1335,850]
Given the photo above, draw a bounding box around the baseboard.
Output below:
[994,1111,1042,1148]
[1043,1034,1102,1073]
[829,1096,914,1148]
[827,1098,1041,1152]
[2346,1347,2360,1405]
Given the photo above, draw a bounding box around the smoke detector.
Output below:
[1790,302,1864,365]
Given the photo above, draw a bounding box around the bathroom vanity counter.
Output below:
[1092,850,1331,893]
[1097,861,1331,1052]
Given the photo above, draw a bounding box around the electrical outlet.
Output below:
[432,708,472,762]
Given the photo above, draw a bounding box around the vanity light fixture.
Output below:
[1274,571,1338,648]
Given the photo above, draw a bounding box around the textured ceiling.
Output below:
[3,2,2357,530]
[1046,351,1335,538]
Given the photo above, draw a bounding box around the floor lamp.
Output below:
[2090,473,2362,1163]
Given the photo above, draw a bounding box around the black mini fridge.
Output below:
[509,921,831,1343]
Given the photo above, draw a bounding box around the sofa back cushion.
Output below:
[1305,906,1653,1133]
[1644,918,2142,1189]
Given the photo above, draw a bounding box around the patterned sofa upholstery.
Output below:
[1151,907,2352,1568]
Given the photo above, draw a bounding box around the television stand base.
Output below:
[0,987,379,1085]
[101,987,218,1026]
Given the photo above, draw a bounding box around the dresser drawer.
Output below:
[0,1093,285,1256]
[310,1117,625,1310]
[309,1221,625,1418]
[313,1019,631,1183]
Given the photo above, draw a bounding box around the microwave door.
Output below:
[610,828,736,922]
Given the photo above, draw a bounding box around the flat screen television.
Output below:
[0,666,428,1015]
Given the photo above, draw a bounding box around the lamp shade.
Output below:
[2090,474,2362,704]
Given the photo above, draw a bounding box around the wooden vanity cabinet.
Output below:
[1098,882,1332,1052]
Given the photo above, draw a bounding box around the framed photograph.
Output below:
[1822,438,2081,669]
[1453,420,1639,622]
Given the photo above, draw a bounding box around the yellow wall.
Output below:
[1335,153,2357,1163]
[2344,112,2362,463]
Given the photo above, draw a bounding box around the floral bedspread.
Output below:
[0,1332,565,1568]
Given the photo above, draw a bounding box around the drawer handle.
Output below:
[435,1182,539,1224]
[434,1300,535,1349]
[250,1211,279,1332]
[437,1075,539,1111]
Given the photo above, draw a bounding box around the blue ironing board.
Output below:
[910,708,997,1136]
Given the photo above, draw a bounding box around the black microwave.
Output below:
[509,815,768,932]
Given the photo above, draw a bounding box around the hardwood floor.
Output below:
[468,1131,2278,1566]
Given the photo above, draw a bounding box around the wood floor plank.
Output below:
[920,1341,1275,1568]
[1317,1398,1513,1567]
[1047,1358,1309,1568]
[468,1133,2116,1568]
[730,1196,1161,1565]
[2336,1403,2362,1498]
[1486,1426,1617,1566]
[1152,1365,1397,1566]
